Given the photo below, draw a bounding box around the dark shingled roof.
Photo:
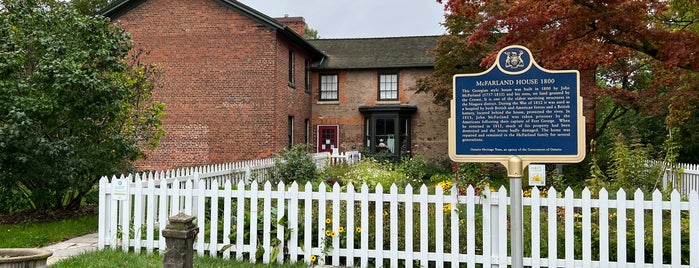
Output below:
[308,36,438,70]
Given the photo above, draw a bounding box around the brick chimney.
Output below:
[275,15,306,37]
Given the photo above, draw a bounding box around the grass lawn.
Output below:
[0,215,98,248]
[51,249,309,268]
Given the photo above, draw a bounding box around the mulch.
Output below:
[0,204,98,225]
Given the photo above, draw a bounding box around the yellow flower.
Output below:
[331,231,337,237]
[338,226,344,233]
[443,203,452,212]
[310,255,317,263]
[355,227,361,233]
[325,230,332,236]
[325,218,331,224]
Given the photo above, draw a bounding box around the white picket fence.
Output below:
[98,174,699,267]
[662,162,699,196]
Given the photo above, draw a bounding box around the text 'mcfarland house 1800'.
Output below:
[100,0,448,171]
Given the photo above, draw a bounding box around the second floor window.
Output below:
[319,74,338,101]
[304,59,311,93]
[378,73,398,100]
[288,50,295,86]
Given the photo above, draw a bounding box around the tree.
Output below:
[0,0,164,211]
[305,25,319,39]
[71,0,111,15]
[418,0,699,156]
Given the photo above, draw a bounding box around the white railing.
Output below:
[662,162,699,196]
[98,177,699,267]
[329,150,362,165]
[110,152,356,190]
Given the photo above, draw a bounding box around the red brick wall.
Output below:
[112,0,314,170]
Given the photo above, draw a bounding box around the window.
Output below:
[288,116,294,148]
[288,50,295,86]
[359,105,416,159]
[319,74,338,101]
[378,73,398,100]
[304,59,311,93]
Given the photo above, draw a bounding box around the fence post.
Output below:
[244,165,252,183]
[162,212,198,268]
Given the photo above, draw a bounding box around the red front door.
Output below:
[317,125,338,153]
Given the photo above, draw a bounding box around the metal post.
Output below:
[508,157,523,268]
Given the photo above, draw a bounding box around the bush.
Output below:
[273,144,318,185]
[337,158,407,191]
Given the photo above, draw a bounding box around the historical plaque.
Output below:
[449,45,585,167]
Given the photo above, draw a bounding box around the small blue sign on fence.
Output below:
[449,45,585,167]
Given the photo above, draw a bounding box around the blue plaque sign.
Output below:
[449,45,585,167]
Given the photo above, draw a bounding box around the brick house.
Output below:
[308,37,448,161]
[101,0,448,170]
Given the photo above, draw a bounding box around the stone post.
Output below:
[162,213,198,268]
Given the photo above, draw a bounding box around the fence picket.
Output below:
[405,184,414,268]
[248,182,259,262]
[121,175,132,252]
[617,189,628,265]
[346,183,355,267]
[671,190,681,267]
[133,175,143,253]
[690,191,699,267]
[331,183,341,266]
[634,189,644,267]
[435,184,444,268]
[452,186,461,268]
[599,188,609,267]
[374,183,384,267]
[210,180,220,257]
[482,189,492,268]
[222,180,232,259]
[196,177,206,256]
[235,180,245,260]
[317,183,326,262]
[531,187,541,268]
[419,185,429,267]
[303,182,313,265]
[389,184,398,268]
[465,185,475,268]
[360,183,369,268]
[582,188,591,268]
[545,187,556,267]
[652,190,663,266]
[289,182,299,263]
[276,182,285,263]
[564,188,574,268]
[262,181,271,263]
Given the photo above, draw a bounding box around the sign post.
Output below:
[449,45,585,268]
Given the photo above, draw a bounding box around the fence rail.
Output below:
[98,175,699,267]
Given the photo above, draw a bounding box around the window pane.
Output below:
[320,74,338,100]
[378,74,398,100]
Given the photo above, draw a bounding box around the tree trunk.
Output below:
[579,68,598,149]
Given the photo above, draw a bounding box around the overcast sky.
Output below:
[238,0,447,38]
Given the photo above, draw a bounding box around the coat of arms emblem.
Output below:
[504,50,525,69]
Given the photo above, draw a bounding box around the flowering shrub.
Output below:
[337,158,408,191]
